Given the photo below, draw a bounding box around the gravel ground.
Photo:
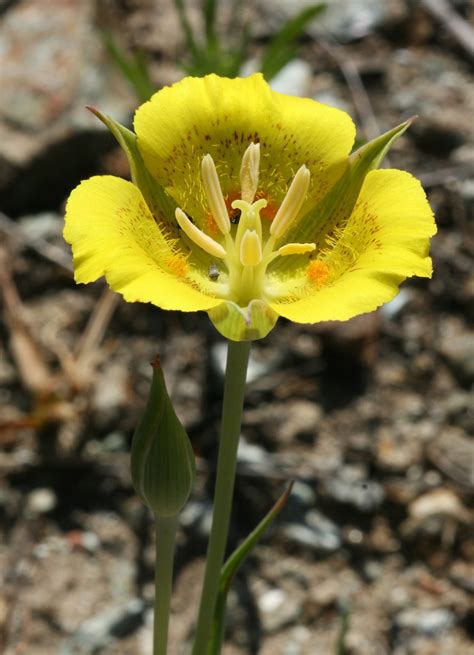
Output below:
[0,1,473,654]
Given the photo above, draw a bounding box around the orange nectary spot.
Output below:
[206,213,219,237]
[166,255,188,277]
[225,190,241,211]
[307,260,330,287]
[255,191,277,222]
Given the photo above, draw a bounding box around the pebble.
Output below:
[395,607,455,637]
[276,400,322,445]
[439,331,474,384]
[59,599,145,654]
[313,90,350,112]
[26,488,57,515]
[457,179,474,220]
[380,288,414,319]
[267,0,390,42]
[19,211,63,241]
[258,587,301,633]
[270,59,313,97]
[211,342,277,383]
[283,510,341,552]
[325,465,385,512]
[0,0,133,168]
[180,498,213,538]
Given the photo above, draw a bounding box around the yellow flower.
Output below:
[64,74,436,341]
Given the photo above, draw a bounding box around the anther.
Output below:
[270,165,311,239]
[240,229,262,267]
[240,142,260,203]
[201,154,231,235]
[175,208,226,259]
[278,242,316,256]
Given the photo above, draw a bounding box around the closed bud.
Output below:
[130,356,195,517]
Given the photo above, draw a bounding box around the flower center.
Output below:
[174,143,315,306]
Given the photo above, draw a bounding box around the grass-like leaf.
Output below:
[208,482,294,654]
[261,3,326,80]
[102,31,155,103]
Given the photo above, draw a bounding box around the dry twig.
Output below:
[421,0,474,59]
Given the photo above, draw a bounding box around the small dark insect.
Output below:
[208,263,220,280]
[229,208,241,224]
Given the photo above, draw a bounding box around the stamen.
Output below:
[278,242,316,256]
[201,154,231,235]
[240,229,262,266]
[240,142,260,203]
[175,208,226,259]
[270,165,310,239]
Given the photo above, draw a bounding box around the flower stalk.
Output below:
[153,516,179,655]
[191,339,251,654]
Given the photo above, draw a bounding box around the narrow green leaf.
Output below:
[335,604,350,655]
[208,482,294,654]
[203,0,218,49]
[101,31,155,103]
[173,0,200,60]
[261,3,326,80]
[87,107,178,236]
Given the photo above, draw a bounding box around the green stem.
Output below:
[153,515,179,655]
[191,339,251,655]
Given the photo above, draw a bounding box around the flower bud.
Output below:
[130,356,195,517]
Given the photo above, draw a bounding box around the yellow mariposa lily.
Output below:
[64,74,436,341]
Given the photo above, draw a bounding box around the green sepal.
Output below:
[208,299,279,342]
[130,356,196,518]
[87,107,179,237]
[208,482,294,654]
[276,118,415,270]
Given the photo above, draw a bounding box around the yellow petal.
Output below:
[64,176,222,311]
[271,169,436,323]
[134,74,355,229]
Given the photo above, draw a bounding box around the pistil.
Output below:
[175,147,314,306]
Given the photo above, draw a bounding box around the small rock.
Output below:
[457,178,474,220]
[211,342,277,383]
[180,498,213,538]
[67,530,101,554]
[443,392,474,433]
[60,599,145,654]
[268,0,390,43]
[19,211,63,242]
[237,437,275,475]
[258,587,301,633]
[0,0,134,214]
[291,481,317,508]
[408,489,470,523]
[324,464,384,511]
[313,90,350,113]
[395,608,455,637]
[427,428,473,487]
[380,288,414,319]
[283,510,341,552]
[276,400,322,445]
[102,432,127,453]
[402,488,472,538]
[270,59,313,97]
[26,488,57,515]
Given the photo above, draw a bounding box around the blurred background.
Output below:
[0,1,473,654]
